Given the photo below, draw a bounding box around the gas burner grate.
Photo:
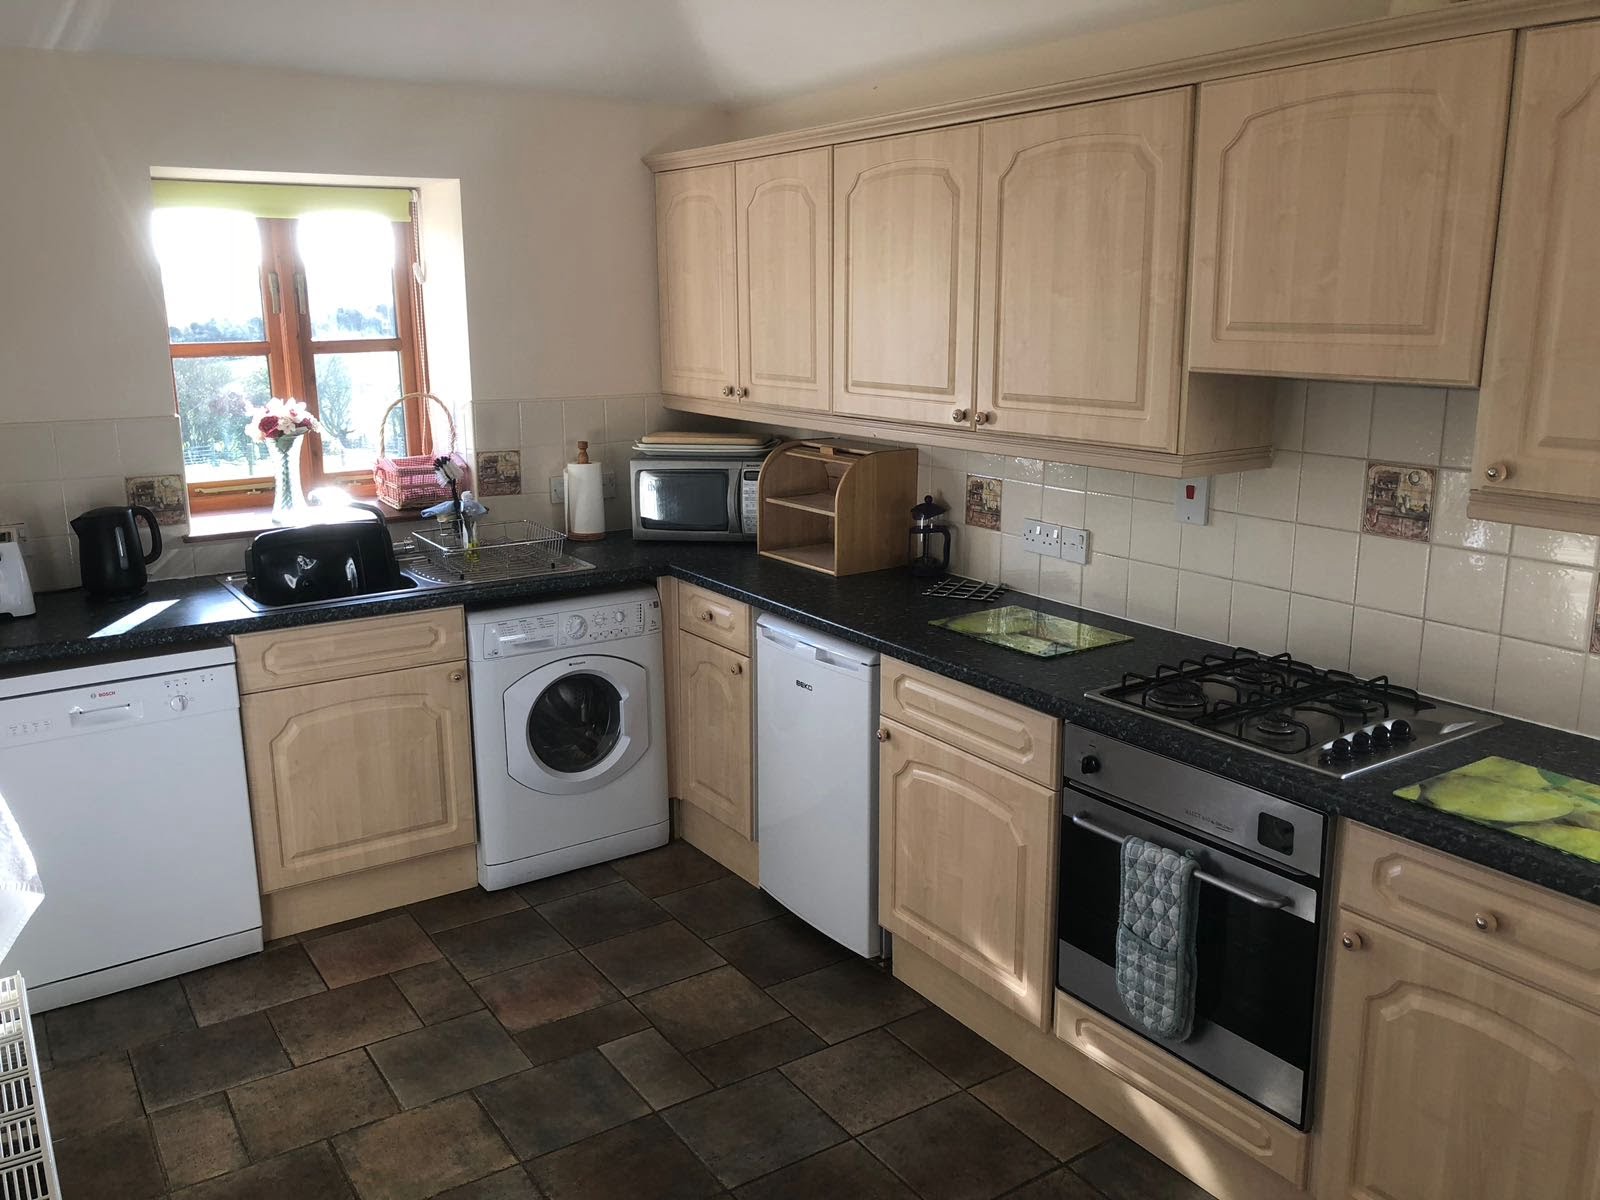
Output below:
[921,575,1008,602]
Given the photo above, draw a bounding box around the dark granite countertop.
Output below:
[3,533,1598,907]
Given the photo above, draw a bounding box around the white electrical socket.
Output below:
[1061,527,1089,564]
[549,471,617,504]
[1021,520,1062,557]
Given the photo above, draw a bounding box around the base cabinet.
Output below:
[674,626,754,840]
[878,716,1058,1028]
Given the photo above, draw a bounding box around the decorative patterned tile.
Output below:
[1362,462,1434,542]
[475,450,522,496]
[965,475,1002,531]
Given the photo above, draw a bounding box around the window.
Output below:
[150,182,429,512]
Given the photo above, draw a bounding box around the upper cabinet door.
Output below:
[833,127,981,427]
[657,164,738,401]
[736,150,831,412]
[976,89,1192,449]
[1472,21,1600,528]
[1188,35,1513,386]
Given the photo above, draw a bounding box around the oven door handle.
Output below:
[1069,813,1291,910]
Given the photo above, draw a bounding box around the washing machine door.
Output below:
[504,656,650,795]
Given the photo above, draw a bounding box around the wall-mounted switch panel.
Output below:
[1022,520,1063,557]
[549,471,617,504]
[1176,478,1210,525]
[1061,526,1089,564]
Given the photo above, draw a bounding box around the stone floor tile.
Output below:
[476,1049,649,1160]
[170,1142,355,1199]
[408,886,528,934]
[768,959,926,1044]
[661,1070,847,1189]
[609,840,728,897]
[535,880,670,946]
[474,951,622,1031]
[513,862,620,906]
[860,1093,1055,1200]
[1002,1167,1106,1200]
[599,1028,711,1109]
[54,1117,164,1198]
[886,1006,1016,1087]
[150,1094,249,1189]
[43,978,193,1064]
[1069,1135,1218,1200]
[433,907,569,980]
[525,1114,723,1200]
[130,1012,289,1111]
[181,944,326,1026]
[707,914,849,987]
[334,1093,516,1200]
[733,1141,917,1200]
[435,1165,542,1199]
[512,999,650,1067]
[581,919,724,996]
[391,958,485,1024]
[780,1028,957,1134]
[228,1048,396,1159]
[302,913,442,989]
[687,1016,825,1086]
[972,1067,1114,1161]
[368,1010,530,1107]
[634,965,786,1052]
[267,975,421,1065]
[657,875,783,938]
[37,1050,142,1139]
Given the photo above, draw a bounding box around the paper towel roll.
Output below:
[565,442,605,541]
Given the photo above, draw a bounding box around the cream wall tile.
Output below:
[1083,554,1129,616]
[472,401,521,449]
[1042,486,1086,530]
[1085,492,1132,558]
[1236,451,1300,520]
[61,475,129,518]
[1176,571,1232,643]
[519,400,566,447]
[1210,473,1240,514]
[1303,381,1374,458]
[0,482,67,539]
[1043,461,1085,491]
[1232,516,1295,590]
[1354,535,1429,618]
[1509,526,1600,568]
[147,546,197,580]
[1129,499,1180,567]
[1295,454,1365,530]
[1440,390,1478,470]
[1501,559,1596,650]
[956,525,1000,581]
[928,468,965,513]
[1178,510,1236,578]
[521,446,568,505]
[1132,474,1170,503]
[924,444,966,472]
[1369,386,1446,465]
[1004,482,1043,523]
[1001,533,1040,593]
[1494,639,1585,729]
[1039,558,1082,606]
[0,425,58,483]
[1273,380,1307,451]
[1350,608,1423,688]
[1229,583,1289,653]
[1431,469,1510,553]
[1419,621,1499,707]
[967,451,1005,480]
[1291,525,1359,603]
[21,534,75,592]
[53,421,121,479]
[1288,594,1353,669]
[1086,467,1133,496]
[115,417,183,475]
[1579,656,1600,737]
[604,396,647,444]
[562,399,604,447]
[192,539,248,575]
[1003,456,1043,485]
[1126,560,1178,629]
[1424,548,1506,632]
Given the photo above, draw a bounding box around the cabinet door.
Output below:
[1473,20,1600,526]
[242,661,475,892]
[878,718,1058,1027]
[832,126,981,427]
[657,164,738,401]
[976,89,1191,449]
[675,629,753,838]
[737,149,831,412]
[1188,34,1513,385]
[1315,915,1600,1200]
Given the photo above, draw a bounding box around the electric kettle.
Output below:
[70,506,162,599]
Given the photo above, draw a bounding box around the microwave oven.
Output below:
[630,458,764,541]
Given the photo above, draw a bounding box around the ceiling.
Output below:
[0,0,1249,106]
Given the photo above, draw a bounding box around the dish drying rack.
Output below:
[0,974,59,1199]
[406,519,593,585]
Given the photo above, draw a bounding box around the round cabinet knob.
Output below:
[168,695,188,712]
[974,411,993,426]
[1484,461,1513,483]
[876,727,890,742]
[1341,931,1364,951]
[951,409,969,423]
[1079,754,1101,775]
[450,670,465,683]
[699,610,713,622]
[721,385,735,397]
[736,386,749,398]
[729,662,743,676]
[1473,911,1499,933]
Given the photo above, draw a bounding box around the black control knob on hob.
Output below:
[1389,719,1414,742]
[1351,730,1374,756]
[1370,723,1391,746]
[1328,737,1353,761]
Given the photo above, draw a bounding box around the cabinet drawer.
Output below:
[677,583,751,655]
[235,608,467,693]
[880,658,1059,787]
[1338,823,1600,1014]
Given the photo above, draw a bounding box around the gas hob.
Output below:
[1087,648,1499,778]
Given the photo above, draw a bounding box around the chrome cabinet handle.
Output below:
[721,385,735,397]
[951,409,969,423]
[729,662,743,676]
[1069,813,1291,909]
[1474,911,1499,933]
[974,411,993,425]
[449,670,464,683]
[876,727,890,742]
[698,610,713,622]
[1484,462,1512,482]
[736,386,749,398]
[1341,931,1364,951]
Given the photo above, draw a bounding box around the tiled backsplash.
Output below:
[921,381,1600,737]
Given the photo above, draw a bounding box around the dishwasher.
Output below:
[0,645,263,1011]
[755,614,881,956]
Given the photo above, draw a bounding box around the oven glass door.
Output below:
[1057,788,1321,1127]
[636,469,732,533]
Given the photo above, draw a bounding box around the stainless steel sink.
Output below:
[217,570,449,613]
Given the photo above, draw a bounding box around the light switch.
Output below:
[1061,527,1089,564]
[1176,478,1211,525]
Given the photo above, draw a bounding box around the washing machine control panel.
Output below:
[482,598,661,657]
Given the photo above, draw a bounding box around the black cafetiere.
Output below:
[909,494,951,578]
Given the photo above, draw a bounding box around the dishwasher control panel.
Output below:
[0,666,239,749]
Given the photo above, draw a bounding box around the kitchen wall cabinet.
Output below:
[1188,34,1513,385]
[832,126,982,428]
[975,89,1191,449]
[878,705,1059,1028]
[657,163,739,401]
[1470,19,1600,536]
[736,149,831,412]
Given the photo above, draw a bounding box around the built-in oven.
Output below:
[630,458,764,541]
[1058,725,1327,1128]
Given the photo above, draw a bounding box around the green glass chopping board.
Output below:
[1395,756,1600,863]
[929,605,1132,659]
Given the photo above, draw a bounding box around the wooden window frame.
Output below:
[172,211,427,515]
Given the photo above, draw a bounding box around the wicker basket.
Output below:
[372,392,472,510]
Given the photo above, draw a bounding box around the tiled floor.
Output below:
[36,842,1217,1199]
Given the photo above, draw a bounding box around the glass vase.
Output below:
[270,436,306,523]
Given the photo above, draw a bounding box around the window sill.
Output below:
[184,502,430,543]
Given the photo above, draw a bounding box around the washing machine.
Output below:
[469,586,669,889]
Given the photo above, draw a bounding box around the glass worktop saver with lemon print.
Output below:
[1396,757,1600,862]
